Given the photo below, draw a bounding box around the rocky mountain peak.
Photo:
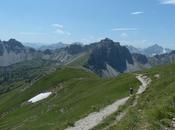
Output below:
[65,44,84,55]
[0,39,37,66]
[2,39,25,54]
[150,44,163,49]
[85,39,134,76]
[99,38,119,46]
[100,38,113,43]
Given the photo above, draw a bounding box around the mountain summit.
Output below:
[85,38,149,77]
[0,39,36,66]
[143,44,164,56]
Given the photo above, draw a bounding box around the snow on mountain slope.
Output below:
[28,92,52,103]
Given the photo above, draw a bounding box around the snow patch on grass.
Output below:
[28,92,52,103]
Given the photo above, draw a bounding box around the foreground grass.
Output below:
[0,67,139,130]
[103,64,175,130]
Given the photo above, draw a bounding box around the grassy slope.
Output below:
[103,64,175,130]
[0,67,139,130]
[0,59,54,82]
[66,52,90,67]
[0,59,58,95]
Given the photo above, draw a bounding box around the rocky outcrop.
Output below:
[65,43,84,55]
[85,38,146,77]
[82,38,151,77]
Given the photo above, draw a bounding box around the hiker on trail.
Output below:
[129,87,134,95]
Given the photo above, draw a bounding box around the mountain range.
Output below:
[23,42,68,50]
[126,44,172,56]
[0,38,174,77]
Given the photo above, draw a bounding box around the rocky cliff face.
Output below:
[0,39,37,66]
[84,38,149,77]
[132,53,148,65]
[86,38,133,73]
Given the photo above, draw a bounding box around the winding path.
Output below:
[65,74,151,130]
[102,75,151,130]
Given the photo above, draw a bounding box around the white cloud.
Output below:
[112,28,137,31]
[52,23,71,36]
[160,0,175,5]
[131,11,144,15]
[120,33,128,37]
[52,24,63,28]
[55,28,64,34]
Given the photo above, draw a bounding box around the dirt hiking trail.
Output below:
[66,74,151,130]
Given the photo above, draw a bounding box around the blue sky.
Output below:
[0,0,175,48]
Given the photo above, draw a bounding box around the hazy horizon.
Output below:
[0,37,173,50]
